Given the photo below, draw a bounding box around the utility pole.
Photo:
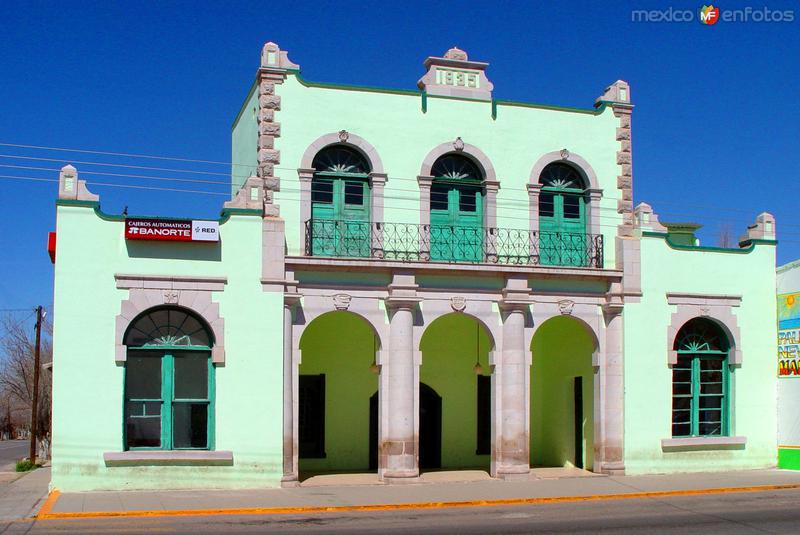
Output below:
[29,306,43,464]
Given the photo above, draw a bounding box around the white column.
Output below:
[281,297,300,486]
[596,306,625,474]
[381,298,420,480]
[493,304,531,479]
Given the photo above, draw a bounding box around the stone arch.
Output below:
[298,133,388,248]
[297,308,381,473]
[418,311,497,354]
[299,309,383,351]
[668,311,741,367]
[665,294,742,367]
[530,313,601,356]
[530,314,598,470]
[419,141,497,182]
[528,151,602,237]
[418,141,499,229]
[529,151,599,190]
[115,289,225,364]
[418,311,495,471]
[300,132,385,174]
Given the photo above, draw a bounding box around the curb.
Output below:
[35,483,800,520]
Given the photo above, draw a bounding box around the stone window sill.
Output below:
[661,436,746,452]
[103,450,233,467]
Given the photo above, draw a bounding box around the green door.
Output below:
[429,155,484,262]
[309,146,371,257]
[538,163,587,266]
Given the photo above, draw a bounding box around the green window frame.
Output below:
[671,318,730,438]
[538,163,588,267]
[309,145,372,257]
[124,308,215,451]
[429,154,485,262]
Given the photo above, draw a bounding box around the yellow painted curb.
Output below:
[36,483,800,521]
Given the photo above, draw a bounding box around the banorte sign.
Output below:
[124,218,219,242]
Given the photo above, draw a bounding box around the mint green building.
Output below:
[50,42,778,491]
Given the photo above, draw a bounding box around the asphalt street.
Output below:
[0,440,27,472]
[16,487,800,534]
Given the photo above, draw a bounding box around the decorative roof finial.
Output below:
[444,46,468,61]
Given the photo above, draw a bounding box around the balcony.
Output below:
[304,219,604,268]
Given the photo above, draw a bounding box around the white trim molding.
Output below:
[661,436,746,451]
[666,293,743,367]
[114,274,227,364]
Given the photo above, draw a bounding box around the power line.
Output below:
[0,172,787,235]
[0,142,781,208]
[0,142,250,168]
[0,153,232,178]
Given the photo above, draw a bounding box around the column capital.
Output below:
[284,290,302,308]
[417,175,434,189]
[385,296,422,312]
[297,168,315,181]
[586,188,603,201]
[499,299,531,313]
[369,172,388,185]
[484,179,501,192]
[526,183,542,196]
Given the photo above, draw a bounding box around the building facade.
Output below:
[50,43,778,491]
[777,261,800,469]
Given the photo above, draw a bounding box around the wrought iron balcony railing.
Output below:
[304,219,604,268]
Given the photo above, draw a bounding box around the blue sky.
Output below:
[1,1,798,316]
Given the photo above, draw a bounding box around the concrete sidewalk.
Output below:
[0,466,50,526]
[38,468,800,519]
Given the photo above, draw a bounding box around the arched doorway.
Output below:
[309,145,372,257]
[429,154,485,262]
[538,162,588,266]
[419,313,493,471]
[530,316,596,470]
[298,311,379,476]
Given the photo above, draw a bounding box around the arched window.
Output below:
[124,307,214,450]
[671,318,730,438]
[538,163,588,266]
[309,146,372,257]
[429,154,484,262]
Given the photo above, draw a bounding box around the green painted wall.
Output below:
[530,316,594,469]
[51,204,284,491]
[778,448,800,469]
[231,81,259,194]
[298,311,378,472]
[624,236,777,474]
[257,75,621,266]
[420,313,491,469]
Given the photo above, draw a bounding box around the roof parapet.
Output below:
[595,80,633,108]
[417,47,493,101]
[740,212,776,245]
[58,164,98,202]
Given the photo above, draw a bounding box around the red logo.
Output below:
[700,5,720,24]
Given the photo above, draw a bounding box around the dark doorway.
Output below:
[369,391,378,470]
[419,383,442,470]
[368,384,442,471]
[299,374,326,459]
[573,376,583,469]
[476,375,491,455]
